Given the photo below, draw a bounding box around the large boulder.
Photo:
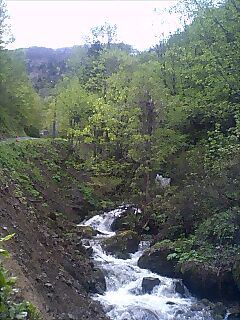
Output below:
[142,277,161,294]
[180,261,240,301]
[137,242,179,278]
[102,230,140,259]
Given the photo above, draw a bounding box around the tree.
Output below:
[87,22,117,48]
[0,0,13,48]
[0,2,43,137]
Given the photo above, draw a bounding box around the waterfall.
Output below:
[79,207,215,320]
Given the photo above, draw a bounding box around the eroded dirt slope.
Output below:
[0,140,109,320]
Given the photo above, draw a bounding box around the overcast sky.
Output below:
[6,1,180,50]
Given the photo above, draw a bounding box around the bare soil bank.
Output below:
[0,140,109,320]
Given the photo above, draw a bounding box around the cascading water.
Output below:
[79,207,216,320]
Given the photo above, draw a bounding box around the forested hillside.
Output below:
[0,0,240,319]
[45,0,240,301]
[0,1,43,138]
[23,46,72,97]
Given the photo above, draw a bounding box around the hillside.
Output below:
[24,47,72,97]
[0,139,114,320]
[19,44,135,97]
[0,0,240,319]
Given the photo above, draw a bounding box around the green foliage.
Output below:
[42,0,240,276]
[52,173,61,182]
[159,207,240,266]
[0,1,44,137]
[79,184,100,209]
[196,208,240,246]
[166,236,207,264]
[0,50,44,137]
[0,234,41,319]
[204,123,240,172]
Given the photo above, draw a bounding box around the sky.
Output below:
[6,1,181,51]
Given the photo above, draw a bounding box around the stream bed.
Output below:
[80,207,218,320]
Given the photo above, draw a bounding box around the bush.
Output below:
[195,208,240,246]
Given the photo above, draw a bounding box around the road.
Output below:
[0,137,38,144]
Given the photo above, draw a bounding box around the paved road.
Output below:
[0,137,38,144]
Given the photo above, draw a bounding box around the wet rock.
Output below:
[102,230,140,259]
[166,301,176,305]
[142,277,161,294]
[137,242,179,278]
[190,302,203,312]
[200,300,227,320]
[180,261,240,300]
[201,299,212,306]
[86,246,93,256]
[88,268,106,294]
[77,225,98,238]
[174,280,186,296]
[227,313,240,319]
[175,310,184,316]
[113,252,130,259]
[128,287,142,296]
[228,307,240,315]
[211,302,227,320]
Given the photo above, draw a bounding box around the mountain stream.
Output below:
[80,207,218,320]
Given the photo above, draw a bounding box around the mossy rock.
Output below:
[137,241,179,278]
[77,226,98,238]
[102,230,140,259]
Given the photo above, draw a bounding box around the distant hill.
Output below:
[18,43,135,97]
[24,46,73,97]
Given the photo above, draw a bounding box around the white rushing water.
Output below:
[80,207,214,320]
